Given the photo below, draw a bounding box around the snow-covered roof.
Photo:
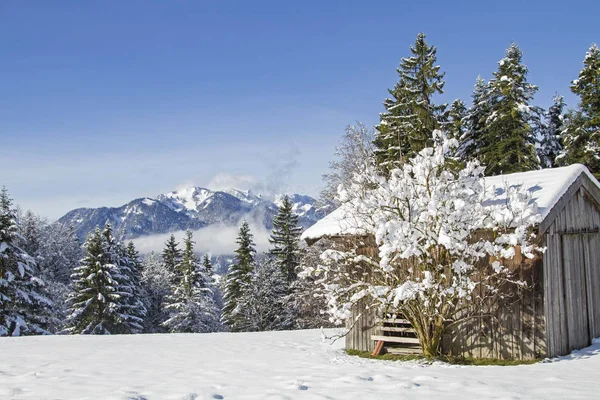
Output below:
[301,164,600,242]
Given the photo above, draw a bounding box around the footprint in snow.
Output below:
[398,381,421,389]
[286,381,309,391]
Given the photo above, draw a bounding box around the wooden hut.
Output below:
[302,164,600,359]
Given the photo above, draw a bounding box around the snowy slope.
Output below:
[0,329,599,399]
[58,187,333,242]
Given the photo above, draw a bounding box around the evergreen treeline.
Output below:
[1,187,326,336]
[372,34,600,179]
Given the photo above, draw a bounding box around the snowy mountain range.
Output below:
[57,186,332,242]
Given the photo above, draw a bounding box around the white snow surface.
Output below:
[1,329,599,399]
[302,164,599,241]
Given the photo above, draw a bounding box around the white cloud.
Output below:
[206,173,261,192]
[131,221,272,256]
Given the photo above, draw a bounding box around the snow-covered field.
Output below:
[1,329,599,399]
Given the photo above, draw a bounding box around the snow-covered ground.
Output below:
[1,329,599,399]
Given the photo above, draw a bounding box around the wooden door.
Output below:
[561,233,600,351]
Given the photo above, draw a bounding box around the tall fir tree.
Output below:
[235,259,294,332]
[202,254,213,280]
[18,210,43,257]
[101,223,144,333]
[222,221,256,331]
[65,228,124,334]
[459,76,494,161]
[38,223,82,285]
[444,99,467,140]
[140,251,173,332]
[560,44,600,178]
[479,43,541,175]
[163,230,219,333]
[539,94,566,168]
[121,241,146,333]
[162,234,182,283]
[374,33,446,170]
[0,187,52,336]
[66,223,142,334]
[269,196,303,284]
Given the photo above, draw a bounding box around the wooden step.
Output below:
[371,335,421,344]
[383,318,410,324]
[381,326,416,333]
[385,346,423,355]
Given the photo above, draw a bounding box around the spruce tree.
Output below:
[479,43,541,175]
[39,223,82,285]
[202,254,213,280]
[222,221,256,331]
[0,187,52,336]
[65,228,124,334]
[162,234,182,283]
[560,44,600,177]
[539,94,566,168]
[140,251,172,332]
[163,230,219,333]
[459,76,494,161]
[374,33,446,170]
[18,210,43,257]
[235,259,293,332]
[444,99,467,140]
[102,223,143,333]
[269,196,303,283]
[121,241,146,333]
[66,223,143,334]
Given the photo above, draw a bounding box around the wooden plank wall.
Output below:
[544,185,600,357]
[346,299,379,352]
[442,254,546,360]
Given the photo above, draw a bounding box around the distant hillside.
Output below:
[57,186,333,242]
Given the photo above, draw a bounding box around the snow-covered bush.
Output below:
[306,131,542,357]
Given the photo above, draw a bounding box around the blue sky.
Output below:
[1,1,598,219]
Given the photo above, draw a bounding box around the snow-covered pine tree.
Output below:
[66,223,143,334]
[444,99,467,140]
[479,43,541,175]
[0,187,52,336]
[163,230,219,333]
[374,33,446,171]
[222,221,256,332]
[459,76,494,161]
[235,259,293,332]
[140,251,173,332]
[269,196,303,284]
[560,44,600,178]
[202,254,213,280]
[17,210,44,257]
[101,223,144,334]
[162,234,182,284]
[65,228,124,334]
[38,223,82,285]
[34,222,82,333]
[120,241,146,333]
[538,95,566,168]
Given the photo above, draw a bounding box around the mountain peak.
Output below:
[58,186,333,244]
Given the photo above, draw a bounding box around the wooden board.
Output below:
[371,335,420,344]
